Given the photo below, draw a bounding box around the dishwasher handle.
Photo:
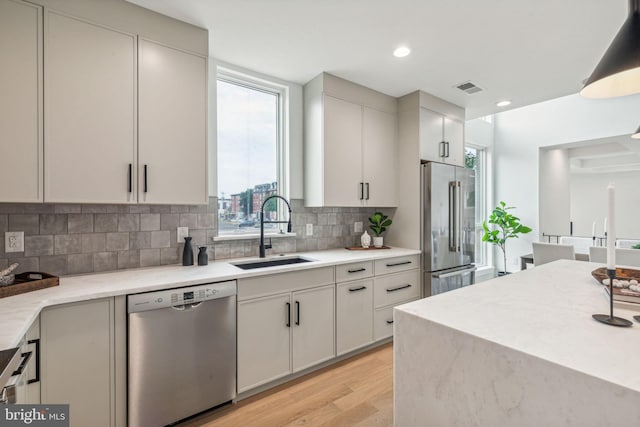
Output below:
[171,302,203,311]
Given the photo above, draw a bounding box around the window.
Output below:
[465,145,487,266]
[216,71,286,236]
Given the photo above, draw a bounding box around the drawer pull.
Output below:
[387,284,412,293]
[386,319,394,324]
[386,261,412,267]
[348,286,367,292]
[348,268,366,273]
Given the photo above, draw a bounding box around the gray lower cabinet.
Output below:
[41,296,126,427]
[336,276,374,356]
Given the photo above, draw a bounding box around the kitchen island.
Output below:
[394,260,640,426]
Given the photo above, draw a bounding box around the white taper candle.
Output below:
[592,221,596,237]
[606,185,616,270]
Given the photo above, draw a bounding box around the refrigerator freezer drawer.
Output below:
[373,270,420,308]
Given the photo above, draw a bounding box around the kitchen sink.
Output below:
[231,256,314,270]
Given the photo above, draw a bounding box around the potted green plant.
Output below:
[482,201,532,275]
[369,212,392,247]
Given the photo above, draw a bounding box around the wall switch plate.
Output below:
[177,227,189,243]
[306,224,313,236]
[354,221,363,232]
[5,231,24,253]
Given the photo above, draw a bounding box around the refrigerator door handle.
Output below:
[456,181,462,252]
[448,182,456,251]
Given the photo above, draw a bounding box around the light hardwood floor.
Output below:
[180,343,393,427]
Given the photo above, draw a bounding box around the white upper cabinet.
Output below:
[0,0,42,202]
[420,107,464,167]
[304,73,398,207]
[45,12,137,204]
[138,39,207,205]
[362,106,397,206]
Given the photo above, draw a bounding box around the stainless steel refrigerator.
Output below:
[422,161,476,297]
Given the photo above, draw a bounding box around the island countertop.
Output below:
[394,259,640,426]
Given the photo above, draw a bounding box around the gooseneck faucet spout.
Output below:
[259,195,292,258]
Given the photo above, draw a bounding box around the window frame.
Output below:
[215,66,290,239]
[465,143,489,268]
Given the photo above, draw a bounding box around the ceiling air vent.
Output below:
[455,81,483,94]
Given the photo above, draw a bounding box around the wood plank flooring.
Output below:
[180,343,393,427]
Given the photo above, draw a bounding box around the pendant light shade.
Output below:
[581,0,640,98]
[633,125,640,139]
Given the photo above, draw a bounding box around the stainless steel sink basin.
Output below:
[231,256,313,270]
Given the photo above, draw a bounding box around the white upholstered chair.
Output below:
[532,242,576,266]
[589,247,640,267]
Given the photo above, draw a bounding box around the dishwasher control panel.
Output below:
[127,280,237,313]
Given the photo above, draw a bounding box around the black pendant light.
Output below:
[581,0,640,98]
[633,124,640,139]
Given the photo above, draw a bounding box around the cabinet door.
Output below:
[336,279,373,355]
[292,285,335,372]
[362,107,397,207]
[323,95,363,207]
[444,117,464,167]
[0,0,42,202]
[139,39,207,205]
[41,298,114,427]
[420,108,445,162]
[45,12,136,203]
[237,293,291,393]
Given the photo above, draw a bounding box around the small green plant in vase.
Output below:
[369,212,392,248]
[482,201,532,275]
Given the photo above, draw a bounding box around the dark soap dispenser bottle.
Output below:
[198,247,208,266]
[182,236,194,266]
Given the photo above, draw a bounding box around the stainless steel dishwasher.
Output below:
[128,280,236,427]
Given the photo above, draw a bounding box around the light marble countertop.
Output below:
[0,247,419,349]
[396,259,640,393]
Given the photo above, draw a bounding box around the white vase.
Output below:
[361,230,371,248]
[373,236,384,248]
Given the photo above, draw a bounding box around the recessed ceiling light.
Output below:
[496,100,511,107]
[393,46,411,58]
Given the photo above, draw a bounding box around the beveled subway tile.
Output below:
[117,250,139,269]
[81,233,106,253]
[9,214,39,235]
[94,214,118,232]
[24,235,54,257]
[129,232,151,250]
[106,233,129,252]
[39,255,67,276]
[140,249,160,267]
[150,230,170,248]
[118,214,139,232]
[67,253,93,274]
[68,214,93,234]
[93,252,117,273]
[54,235,83,255]
[140,214,160,231]
[40,214,67,234]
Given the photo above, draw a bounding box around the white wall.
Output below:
[493,92,640,271]
[539,148,570,237]
[570,171,640,238]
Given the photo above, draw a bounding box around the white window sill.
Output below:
[213,232,297,242]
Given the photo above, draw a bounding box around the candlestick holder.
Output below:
[592,269,633,327]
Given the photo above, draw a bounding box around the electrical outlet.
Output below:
[5,231,24,253]
[306,224,313,236]
[177,227,189,243]
[354,221,363,232]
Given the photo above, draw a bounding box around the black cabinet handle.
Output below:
[27,338,40,384]
[12,351,32,376]
[348,286,367,292]
[143,165,148,193]
[440,141,446,157]
[365,182,370,200]
[445,141,450,158]
[387,284,412,293]
[295,301,300,326]
[359,182,364,200]
[348,268,366,273]
[386,261,412,267]
[386,319,394,324]
[286,302,290,327]
[127,164,132,193]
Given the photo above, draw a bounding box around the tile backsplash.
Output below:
[0,198,385,276]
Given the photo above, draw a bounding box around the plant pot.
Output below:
[373,236,384,248]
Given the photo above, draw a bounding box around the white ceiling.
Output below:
[127,0,627,119]
[567,136,640,174]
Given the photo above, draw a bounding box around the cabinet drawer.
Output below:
[374,255,419,275]
[373,270,420,308]
[373,298,420,341]
[336,261,373,282]
[238,266,334,300]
